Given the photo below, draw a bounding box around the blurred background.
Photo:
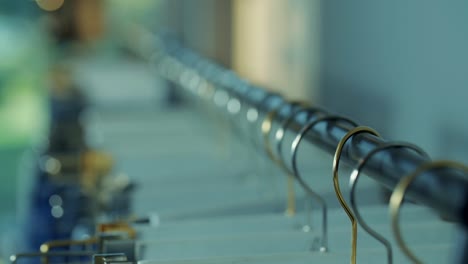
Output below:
[0,0,467,262]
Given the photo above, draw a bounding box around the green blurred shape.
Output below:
[0,17,48,216]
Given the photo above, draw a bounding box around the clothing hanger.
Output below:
[290,115,359,253]
[332,126,380,264]
[349,142,431,264]
[390,160,468,264]
[261,102,316,216]
[272,103,325,217]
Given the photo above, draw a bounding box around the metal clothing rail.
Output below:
[150,37,468,228]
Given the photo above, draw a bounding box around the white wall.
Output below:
[320,0,468,162]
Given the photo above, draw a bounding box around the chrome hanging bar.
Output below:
[148,36,468,227]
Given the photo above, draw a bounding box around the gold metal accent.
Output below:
[97,222,137,239]
[389,160,468,264]
[40,237,98,253]
[261,109,279,161]
[40,221,136,264]
[333,126,379,264]
[349,142,429,264]
[285,175,296,217]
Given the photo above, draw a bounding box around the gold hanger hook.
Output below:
[261,107,281,162]
[349,142,430,264]
[389,160,468,264]
[291,115,357,253]
[333,126,379,264]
